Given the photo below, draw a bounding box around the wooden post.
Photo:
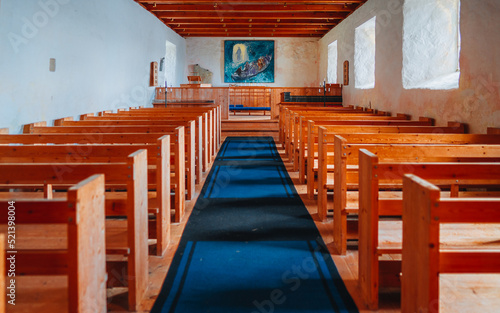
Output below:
[358,149,380,309]
[402,174,441,313]
[306,120,316,199]
[333,135,348,255]
[317,126,328,221]
[67,174,107,313]
[157,135,171,256]
[126,150,149,311]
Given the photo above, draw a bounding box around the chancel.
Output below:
[1,0,499,312]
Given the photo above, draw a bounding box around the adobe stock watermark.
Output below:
[251,238,332,313]
[8,0,71,54]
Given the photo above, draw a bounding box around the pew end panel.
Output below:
[126,149,149,311]
[402,174,500,313]
[1,175,107,313]
[22,121,47,134]
[67,174,107,313]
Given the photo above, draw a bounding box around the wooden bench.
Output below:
[23,122,193,205]
[0,138,173,256]
[309,122,466,199]
[278,105,364,143]
[230,104,271,115]
[358,151,500,309]
[290,113,413,173]
[5,129,185,224]
[332,142,500,255]
[0,234,4,312]
[281,107,378,158]
[315,132,500,220]
[0,175,107,312]
[283,109,394,160]
[109,109,218,167]
[120,106,221,155]
[402,174,500,313]
[61,114,206,183]
[293,112,398,182]
[92,108,216,173]
[0,150,148,311]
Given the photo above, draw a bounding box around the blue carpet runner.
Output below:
[151,137,358,313]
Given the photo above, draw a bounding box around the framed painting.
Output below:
[224,40,275,83]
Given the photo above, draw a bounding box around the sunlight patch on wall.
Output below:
[402,0,461,90]
[327,41,338,84]
[355,17,376,89]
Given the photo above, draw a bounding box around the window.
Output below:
[327,41,338,84]
[402,0,461,89]
[355,17,376,89]
[164,41,176,87]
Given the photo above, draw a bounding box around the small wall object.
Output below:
[49,58,56,72]
[343,60,349,86]
[193,64,213,84]
[150,61,158,86]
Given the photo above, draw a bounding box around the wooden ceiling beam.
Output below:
[179,31,325,37]
[156,11,348,19]
[164,19,337,25]
[135,0,367,38]
[138,0,366,4]
[170,24,331,29]
[146,4,358,12]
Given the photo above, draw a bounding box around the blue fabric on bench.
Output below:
[229,106,270,111]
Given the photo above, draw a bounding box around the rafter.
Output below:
[135,0,367,38]
[146,4,358,12]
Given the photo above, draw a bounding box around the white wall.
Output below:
[0,0,186,133]
[319,0,500,133]
[185,37,319,87]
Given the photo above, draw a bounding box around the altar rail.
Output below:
[154,85,343,120]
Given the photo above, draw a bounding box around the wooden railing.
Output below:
[154,85,343,120]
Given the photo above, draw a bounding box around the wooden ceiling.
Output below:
[135,0,367,38]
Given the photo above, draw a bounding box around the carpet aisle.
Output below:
[151,137,358,313]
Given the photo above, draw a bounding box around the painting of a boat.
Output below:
[224,40,275,83]
[231,55,272,80]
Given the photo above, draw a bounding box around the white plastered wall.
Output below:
[319,0,500,133]
[185,37,319,87]
[0,0,186,133]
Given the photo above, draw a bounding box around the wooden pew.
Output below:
[284,109,398,160]
[309,122,466,199]
[0,150,148,311]
[23,122,195,202]
[0,175,107,313]
[0,138,172,256]
[295,113,402,183]
[57,116,203,186]
[333,142,500,255]
[358,151,500,309]
[402,174,500,313]
[106,108,218,172]
[289,113,413,172]
[0,234,4,313]
[278,105,364,143]
[60,114,206,183]
[281,107,377,157]
[3,130,185,224]
[315,132,500,220]
[116,106,221,155]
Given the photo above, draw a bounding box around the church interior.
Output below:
[0,0,499,312]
